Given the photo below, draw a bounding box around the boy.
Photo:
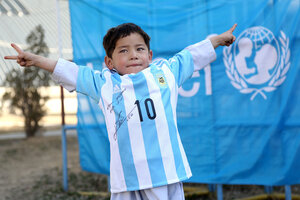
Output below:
[5,23,236,200]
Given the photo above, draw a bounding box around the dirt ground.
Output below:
[0,136,63,195]
[1,134,300,200]
[0,134,106,199]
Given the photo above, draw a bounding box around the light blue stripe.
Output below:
[98,70,107,112]
[77,66,106,102]
[129,72,168,186]
[150,66,187,179]
[112,74,139,189]
[169,50,194,87]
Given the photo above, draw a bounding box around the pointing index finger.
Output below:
[11,43,23,54]
[4,56,18,60]
[229,23,237,33]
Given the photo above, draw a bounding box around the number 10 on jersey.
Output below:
[134,98,157,122]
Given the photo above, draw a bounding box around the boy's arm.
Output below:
[209,24,237,49]
[185,24,237,71]
[4,43,100,100]
[170,24,237,86]
[4,43,57,73]
[5,43,78,92]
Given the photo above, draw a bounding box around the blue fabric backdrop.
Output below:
[69,0,300,185]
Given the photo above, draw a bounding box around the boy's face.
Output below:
[105,33,153,75]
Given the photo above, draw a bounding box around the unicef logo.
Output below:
[223,26,290,100]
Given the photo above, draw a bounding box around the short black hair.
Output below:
[103,23,151,58]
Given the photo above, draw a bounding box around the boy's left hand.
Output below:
[210,24,237,48]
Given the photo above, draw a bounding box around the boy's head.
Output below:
[103,23,153,75]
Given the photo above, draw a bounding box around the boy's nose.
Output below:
[130,51,138,60]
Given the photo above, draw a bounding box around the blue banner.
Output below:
[69,0,300,185]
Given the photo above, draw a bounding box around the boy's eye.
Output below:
[137,47,145,51]
[119,49,128,53]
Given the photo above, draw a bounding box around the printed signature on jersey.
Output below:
[105,88,143,141]
[113,105,136,141]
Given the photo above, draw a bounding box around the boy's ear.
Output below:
[104,56,114,70]
[148,50,153,61]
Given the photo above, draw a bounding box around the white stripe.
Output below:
[101,71,127,192]
[120,76,153,188]
[162,65,192,177]
[98,94,103,111]
[143,68,179,183]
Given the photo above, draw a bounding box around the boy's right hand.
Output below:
[4,43,37,67]
[4,43,57,73]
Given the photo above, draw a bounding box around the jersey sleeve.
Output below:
[52,58,78,92]
[168,39,216,86]
[52,58,105,103]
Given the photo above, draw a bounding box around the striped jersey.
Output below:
[52,39,216,193]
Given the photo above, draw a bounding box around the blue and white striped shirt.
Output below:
[52,39,216,193]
